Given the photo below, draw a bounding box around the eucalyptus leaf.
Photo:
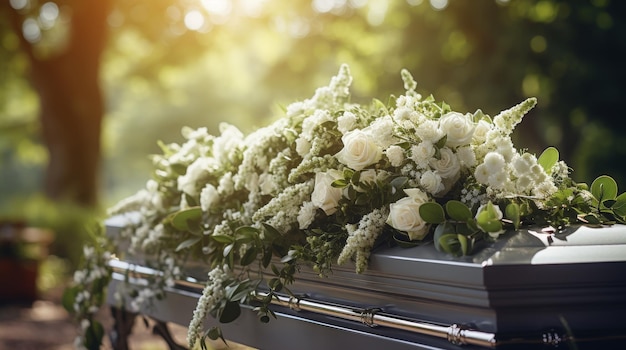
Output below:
[445,200,472,221]
[438,234,460,255]
[505,203,520,230]
[457,234,469,256]
[537,147,559,174]
[419,202,445,224]
[433,222,454,251]
[476,210,502,233]
[591,175,618,201]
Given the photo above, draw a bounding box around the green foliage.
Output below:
[538,147,559,174]
[419,202,445,224]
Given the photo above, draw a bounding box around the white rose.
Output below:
[439,112,475,147]
[387,188,430,240]
[420,170,444,195]
[429,147,460,180]
[336,130,382,171]
[311,170,343,215]
[472,120,492,144]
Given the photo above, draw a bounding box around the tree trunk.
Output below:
[5,0,111,207]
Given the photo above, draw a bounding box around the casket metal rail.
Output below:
[105,215,626,350]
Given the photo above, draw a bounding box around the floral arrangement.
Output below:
[65,65,626,349]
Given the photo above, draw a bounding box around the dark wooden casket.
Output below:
[105,215,626,349]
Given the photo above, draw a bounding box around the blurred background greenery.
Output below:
[1,0,625,265]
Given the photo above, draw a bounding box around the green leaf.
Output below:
[170,163,188,176]
[331,179,349,188]
[612,192,626,217]
[438,234,460,255]
[219,301,241,323]
[591,175,618,201]
[262,223,282,241]
[419,202,445,224]
[223,243,234,257]
[392,231,422,248]
[445,200,472,221]
[433,222,454,252]
[211,234,235,244]
[581,214,602,225]
[170,206,202,231]
[85,321,105,350]
[235,226,259,237]
[226,282,252,301]
[240,246,258,266]
[435,135,447,149]
[457,234,469,256]
[476,210,502,233]
[343,168,355,180]
[537,147,559,174]
[390,176,408,190]
[505,203,520,230]
[61,287,78,314]
[175,237,202,251]
[207,326,223,341]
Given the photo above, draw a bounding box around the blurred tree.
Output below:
[1,0,111,207]
[1,0,626,210]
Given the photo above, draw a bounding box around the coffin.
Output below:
[105,214,626,349]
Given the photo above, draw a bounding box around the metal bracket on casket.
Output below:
[105,216,626,350]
